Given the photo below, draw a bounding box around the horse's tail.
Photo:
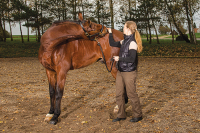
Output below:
[39,35,75,70]
[38,44,53,70]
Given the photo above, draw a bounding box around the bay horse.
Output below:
[39,28,124,125]
[39,13,108,70]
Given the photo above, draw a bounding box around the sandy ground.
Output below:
[0,57,200,133]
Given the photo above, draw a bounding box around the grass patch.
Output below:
[139,39,200,57]
[1,37,200,58]
[0,39,40,58]
[165,33,200,39]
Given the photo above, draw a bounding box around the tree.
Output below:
[159,24,170,34]
[11,0,24,43]
[109,0,114,29]
[131,0,161,44]
[93,0,110,26]
[0,0,9,42]
[193,22,196,28]
[186,0,199,44]
[6,0,14,41]
[163,0,190,43]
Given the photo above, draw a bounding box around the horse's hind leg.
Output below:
[49,66,68,125]
[44,69,57,122]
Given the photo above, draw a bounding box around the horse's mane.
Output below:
[52,20,86,26]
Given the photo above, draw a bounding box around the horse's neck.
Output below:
[112,29,124,41]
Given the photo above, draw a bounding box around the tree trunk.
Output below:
[41,3,44,35]
[36,29,38,42]
[9,19,13,41]
[129,0,131,20]
[146,13,151,44]
[37,26,41,42]
[27,20,30,42]
[81,0,84,19]
[35,1,40,42]
[146,25,148,41]
[109,0,114,29]
[184,0,193,43]
[152,20,160,44]
[148,20,151,44]
[0,18,4,41]
[57,1,60,21]
[73,0,77,20]
[19,21,24,43]
[102,3,105,25]
[97,0,100,24]
[2,10,6,42]
[188,0,196,44]
[8,0,13,41]
[25,0,29,41]
[169,21,174,44]
[165,0,190,43]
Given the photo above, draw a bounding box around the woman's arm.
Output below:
[107,28,121,48]
[119,41,137,62]
[109,33,121,48]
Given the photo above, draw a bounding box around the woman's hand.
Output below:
[107,28,112,33]
[113,56,119,61]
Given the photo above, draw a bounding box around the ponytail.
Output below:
[135,30,143,53]
[125,21,143,53]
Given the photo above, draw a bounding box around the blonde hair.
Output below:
[125,21,143,53]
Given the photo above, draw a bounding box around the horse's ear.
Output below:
[78,12,83,21]
[88,20,91,25]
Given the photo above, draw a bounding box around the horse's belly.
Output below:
[72,55,99,69]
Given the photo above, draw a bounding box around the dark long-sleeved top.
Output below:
[109,33,137,63]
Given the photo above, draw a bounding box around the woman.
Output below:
[107,21,143,122]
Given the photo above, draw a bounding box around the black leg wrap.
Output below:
[49,110,54,114]
[49,87,63,125]
[49,83,55,114]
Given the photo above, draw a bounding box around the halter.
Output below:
[80,21,114,72]
[95,38,114,72]
[79,21,104,40]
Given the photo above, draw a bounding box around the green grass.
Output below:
[165,33,200,39]
[194,33,200,38]
[1,36,200,58]
[0,39,40,58]
[139,39,200,57]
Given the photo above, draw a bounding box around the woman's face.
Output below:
[123,24,130,35]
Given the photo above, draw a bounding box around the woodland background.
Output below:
[0,1,200,132]
[0,0,200,45]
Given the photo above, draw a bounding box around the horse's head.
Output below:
[78,13,108,40]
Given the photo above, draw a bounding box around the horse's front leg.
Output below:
[49,70,67,125]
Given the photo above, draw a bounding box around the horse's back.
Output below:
[50,39,101,70]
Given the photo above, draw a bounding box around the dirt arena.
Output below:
[0,57,200,133]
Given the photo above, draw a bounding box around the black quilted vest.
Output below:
[118,33,138,72]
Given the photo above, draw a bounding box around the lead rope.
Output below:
[96,38,114,72]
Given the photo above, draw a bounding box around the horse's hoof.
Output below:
[49,120,57,125]
[44,114,54,122]
[113,105,119,113]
